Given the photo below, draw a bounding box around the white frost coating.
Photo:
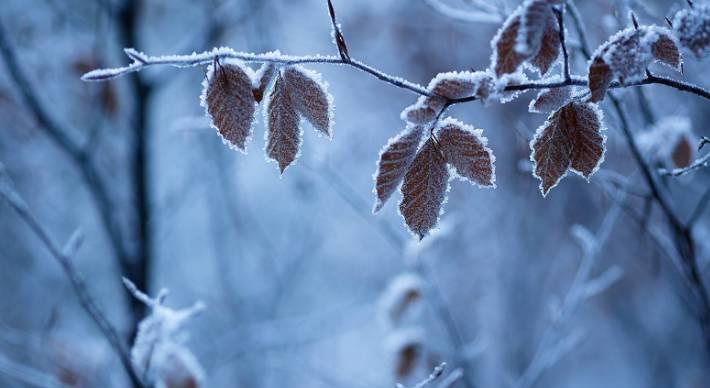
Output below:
[515,0,554,55]
[494,72,529,104]
[528,76,573,113]
[287,65,335,139]
[400,96,445,124]
[385,327,426,353]
[673,4,710,58]
[123,278,205,388]
[378,272,425,326]
[199,58,258,154]
[637,115,695,168]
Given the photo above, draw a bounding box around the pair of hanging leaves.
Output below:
[588,26,682,102]
[492,0,562,77]
[203,60,333,173]
[374,118,495,239]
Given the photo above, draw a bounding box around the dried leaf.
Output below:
[651,34,682,70]
[529,20,561,75]
[282,66,333,137]
[265,73,301,173]
[672,136,693,168]
[401,96,446,125]
[531,102,605,196]
[436,118,495,187]
[529,85,572,113]
[492,15,528,76]
[517,0,555,55]
[397,344,420,378]
[588,57,612,103]
[399,139,450,239]
[203,62,256,152]
[672,4,710,59]
[252,63,277,103]
[428,71,477,99]
[373,125,425,213]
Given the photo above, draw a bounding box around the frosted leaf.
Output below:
[252,62,278,103]
[282,66,334,137]
[492,1,559,76]
[528,17,561,75]
[530,102,605,196]
[428,71,477,99]
[386,328,426,379]
[378,272,425,325]
[401,96,446,125]
[516,0,555,55]
[672,4,710,58]
[153,343,205,388]
[529,85,572,113]
[373,125,425,213]
[492,14,528,76]
[494,72,529,104]
[588,26,682,101]
[399,139,450,240]
[265,72,302,174]
[202,61,257,152]
[637,116,696,169]
[436,118,496,187]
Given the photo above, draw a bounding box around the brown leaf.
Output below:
[588,57,612,102]
[529,20,561,75]
[531,102,605,196]
[401,96,446,125]
[672,136,693,168]
[517,0,555,56]
[672,4,710,59]
[252,63,277,103]
[282,66,333,137]
[399,139,450,239]
[529,86,572,113]
[373,125,425,213]
[396,344,421,378]
[651,33,682,70]
[265,73,301,173]
[203,62,256,152]
[437,118,495,187]
[428,72,477,99]
[492,15,528,76]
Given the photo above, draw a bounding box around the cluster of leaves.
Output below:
[189,1,710,239]
[202,58,333,173]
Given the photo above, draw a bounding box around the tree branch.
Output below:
[0,169,144,388]
[658,151,710,177]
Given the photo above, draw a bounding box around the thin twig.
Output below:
[658,151,710,177]
[0,171,144,388]
[81,48,710,102]
[554,5,571,82]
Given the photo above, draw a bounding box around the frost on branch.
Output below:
[672,4,710,58]
[437,118,495,187]
[399,139,450,240]
[637,116,696,169]
[264,66,334,173]
[401,96,446,125]
[491,0,560,76]
[373,125,425,213]
[202,60,257,152]
[531,102,605,196]
[529,84,572,113]
[587,26,682,102]
[252,62,278,103]
[123,278,205,388]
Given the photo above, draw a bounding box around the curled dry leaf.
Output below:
[436,118,495,187]
[202,61,256,152]
[399,139,450,239]
[588,26,682,102]
[530,102,605,196]
[265,72,301,173]
[401,96,446,125]
[428,71,477,99]
[492,0,560,76]
[529,85,572,113]
[282,66,334,137]
[252,63,277,103]
[373,125,425,213]
[637,116,696,169]
[673,4,710,59]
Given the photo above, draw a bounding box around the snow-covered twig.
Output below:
[0,167,144,388]
[658,151,710,177]
[398,362,446,388]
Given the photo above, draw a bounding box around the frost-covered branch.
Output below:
[0,167,144,388]
[82,48,710,102]
[398,362,446,388]
[658,150,710,177]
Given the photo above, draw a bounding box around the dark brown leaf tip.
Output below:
[530,102,606,196]
[201,60,257,152]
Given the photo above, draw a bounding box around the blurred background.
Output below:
[1,0,709,387]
